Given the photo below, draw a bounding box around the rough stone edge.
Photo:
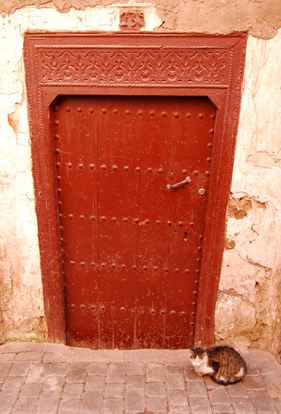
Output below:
[1,0,281,39]
[0,342,192,364]
[0,343,280,371]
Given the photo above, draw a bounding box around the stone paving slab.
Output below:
[0,343,280,413]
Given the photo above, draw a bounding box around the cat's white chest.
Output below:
[191,354,215,376]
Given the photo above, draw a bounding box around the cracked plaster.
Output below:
[214,32,281,355]
[1,0,281,39]
[0,2,281,355]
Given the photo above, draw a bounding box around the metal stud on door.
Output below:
[53,95,216,349]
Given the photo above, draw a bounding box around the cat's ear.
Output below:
[189,349,194,357]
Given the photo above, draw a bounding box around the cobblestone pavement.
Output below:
[0,343,280,414]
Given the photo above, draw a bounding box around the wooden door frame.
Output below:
[24,32,246,347]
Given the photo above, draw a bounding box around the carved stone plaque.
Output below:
[119,9,145,30]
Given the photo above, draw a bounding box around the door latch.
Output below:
[167,176,191,190]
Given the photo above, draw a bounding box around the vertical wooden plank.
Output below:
[53,96,99,348]
[135,97,175,348]
[165,97,216,348]
[97,96,142,349]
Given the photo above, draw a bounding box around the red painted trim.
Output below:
[24,33,247,346]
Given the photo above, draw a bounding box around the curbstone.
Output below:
[243,374,266,390]
[0,355,15,363]
[146,382,166,397]
[169,406,191,413]
[208,388,231,405]
[43,376,66,392]
[26,364,50,384]
[188,396,212,414]
[184,368,204,383]
[186,381,208,397]
[248,390,277,413]
[0,364,11,382]
[8,363,30,377]
[146,396,167,413]
[146,363,165,382]
[36,391,62,414]
[125,389,145,412]
[212,405,234,413]
[167,389,188,406]
[166,365,183,375]
[104,383,125,398]
[230,397,256,414]
[57,398,81,414]
[126,375,145,390]
[66,363,87,383]
[85,375,105,391]
[255,360,276,375]
[81,391,103,414]
[87,363,107,377]
[226,381,248,398]
[2,376,25,390]
[127,363,145,376]
[272,396,281,412]
[103,398,124,414]
[62,383,84,399]
[48,363,69,377]
[246,362,259,375]
[14,352,42,363]
[166,375,186,390]
[261,373,281,398]
[12,397,37,414]
[19,382,43,398]
[0,390,19,414]
[106,363,126,383]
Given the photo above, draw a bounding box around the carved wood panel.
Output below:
[38,47,230,86]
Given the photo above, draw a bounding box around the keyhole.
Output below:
[184,232,188,241]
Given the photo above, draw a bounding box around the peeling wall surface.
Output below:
[0,1,281,356]
[216,32,281,355]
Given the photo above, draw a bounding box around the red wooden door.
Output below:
[53,95,216,349]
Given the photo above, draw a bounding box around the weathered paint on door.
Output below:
[53,95,216,349]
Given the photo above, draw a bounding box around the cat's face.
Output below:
[189,348,207,367]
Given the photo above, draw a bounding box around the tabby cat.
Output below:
[189,346,247,385]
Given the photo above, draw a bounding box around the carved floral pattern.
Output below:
[38,48,229,85]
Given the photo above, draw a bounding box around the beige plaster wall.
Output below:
[215,33,281,357]
[0,1,280,356]
[1,0,281,39]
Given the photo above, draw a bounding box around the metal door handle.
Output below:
[167,176,191,190]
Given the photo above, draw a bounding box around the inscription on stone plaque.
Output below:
[119,10,145,30]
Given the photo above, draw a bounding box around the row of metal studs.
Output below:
[66,261,201,272]
[54,106,216,119]
[69,303,197,318]
[60,215,204,227]
[56,165,212,174]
